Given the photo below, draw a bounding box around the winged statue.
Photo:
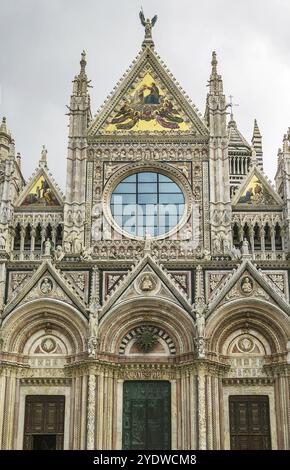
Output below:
[139,10,157,28]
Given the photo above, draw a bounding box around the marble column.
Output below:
[86,374,96,450]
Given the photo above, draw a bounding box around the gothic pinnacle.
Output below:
[39,145,48,167]
[209,51,223,95]
[211,51,218,75]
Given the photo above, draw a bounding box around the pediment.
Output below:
[100,255,193,318]
[89,47,209,137]
[4,261,86,317]
[207,260,290,316]
[15,166,64,209]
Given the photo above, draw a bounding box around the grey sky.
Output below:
[1,0,290,189]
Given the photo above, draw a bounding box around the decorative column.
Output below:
[249,226,254,255]
[87,373,96,450]
[30,227,36,260]
[41,226,46,253]
[197,365,207,449]
[260,225,265,252]
[270,226,276,253]
[51,226,57,248]
[20,226,25,260]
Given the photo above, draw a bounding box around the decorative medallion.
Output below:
[135,272,159,295]
[40,277,53,294]
[237,336,254,353]
[135,327,158,353]
[240,276,253,295]
[41,337,56,353]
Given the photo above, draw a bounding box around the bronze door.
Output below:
[23,395,65,450]
[229,395,271,450]
[122,381,171,450]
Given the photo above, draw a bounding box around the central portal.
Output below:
[122,381,171,450]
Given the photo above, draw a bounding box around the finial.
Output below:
[211,51,217,73]
[228,95,239,122]
[139,9,157,48]
[39,145,48,167]
[80,50,86,72]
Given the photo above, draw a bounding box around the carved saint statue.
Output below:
[40,277,53,294]
[88,307,100,357]
[0,234,6,251]
[140,274,154,292]
[241,238,250,255]
[241,276,253,294]
[54,245,64,261]
[195,312,205,338]
[44,238,52,256]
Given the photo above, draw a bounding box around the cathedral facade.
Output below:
[0,18,289,450]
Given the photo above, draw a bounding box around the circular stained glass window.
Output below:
[110,172,185,238]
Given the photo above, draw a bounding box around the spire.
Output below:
[72,50,91,96]
[39,145,48,167]
[251,119,263,169]
[208,51,223,95]
[139,9,157,49]
[0,117,8,134]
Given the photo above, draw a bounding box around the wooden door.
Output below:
[122,381,171,450]
[23,395,65,450]
[229,395,271,450]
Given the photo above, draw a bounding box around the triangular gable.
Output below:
[89,47,209,137]
[100,255,193,318]
[15,166,64,209]
[3,260,87,317]
[207,260,290,316]
[232,166,283,208]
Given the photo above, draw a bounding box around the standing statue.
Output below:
[241,238,250,255]
[88,304,100,358]
[195,311,205,338]
[44,238,52,256]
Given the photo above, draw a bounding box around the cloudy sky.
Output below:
[1,0,290,189]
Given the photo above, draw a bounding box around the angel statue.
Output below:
[139,9,157,43]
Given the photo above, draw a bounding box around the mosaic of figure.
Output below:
[106,73,190,132]
[21,175,59,206]
[238,175,274,205]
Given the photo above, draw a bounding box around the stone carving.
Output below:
[41,337,56,353]
[0,234,6,250]
[268,274,284,292]
[64,239,72,254]
[53,245,64,261]
[40,277,53,294]
[87,374,96,450]
[230,245,241,259]
[238,336,254,353]
[209,273,225,292]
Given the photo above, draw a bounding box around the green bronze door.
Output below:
[122,381,171,450]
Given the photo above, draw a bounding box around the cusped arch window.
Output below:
[110,171,185,238]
